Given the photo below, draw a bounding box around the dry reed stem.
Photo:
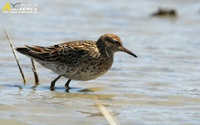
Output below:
[31,59,39,85]
[4,26,27,85]
[94,97,120,125]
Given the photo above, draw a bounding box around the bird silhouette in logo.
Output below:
[10,3,21,8]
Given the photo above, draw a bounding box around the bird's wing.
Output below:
[16,41,98,65]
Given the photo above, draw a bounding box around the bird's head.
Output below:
[97,34,137,58]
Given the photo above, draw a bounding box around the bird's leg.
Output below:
[50,75,61,91]
[65,79,71,89]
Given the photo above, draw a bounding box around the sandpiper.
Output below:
[16,34,137,90]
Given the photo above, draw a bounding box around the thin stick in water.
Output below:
[31,59,39,85]
[4,26,27,85]
[94,97,120,125]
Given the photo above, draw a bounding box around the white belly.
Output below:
[38,59,113,81]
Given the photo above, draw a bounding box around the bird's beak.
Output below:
[121,47,137,58]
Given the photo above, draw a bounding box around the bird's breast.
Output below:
[63,55,114,80]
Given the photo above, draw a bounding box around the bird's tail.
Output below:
[15,45,45,60]
[16,47,30,56]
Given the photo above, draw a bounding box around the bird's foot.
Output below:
[50,86,55,91]
[65,84,71,89]
[65,79,71,90]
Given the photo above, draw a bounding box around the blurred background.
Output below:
[0,0,200,125]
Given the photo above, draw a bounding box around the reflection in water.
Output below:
[53,91,115,100]
[0,83,23,90]
[77,87,103,92]
[78,110,119,117]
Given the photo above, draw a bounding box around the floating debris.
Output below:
[152,7,177,17]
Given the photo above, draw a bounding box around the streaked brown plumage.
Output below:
[16,34,137,90]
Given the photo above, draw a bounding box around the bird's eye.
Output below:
[114,41,120,45]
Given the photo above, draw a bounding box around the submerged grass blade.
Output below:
[4,26,27,85]
[94,97,120,125]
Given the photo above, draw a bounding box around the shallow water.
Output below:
[0,0,200,125]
